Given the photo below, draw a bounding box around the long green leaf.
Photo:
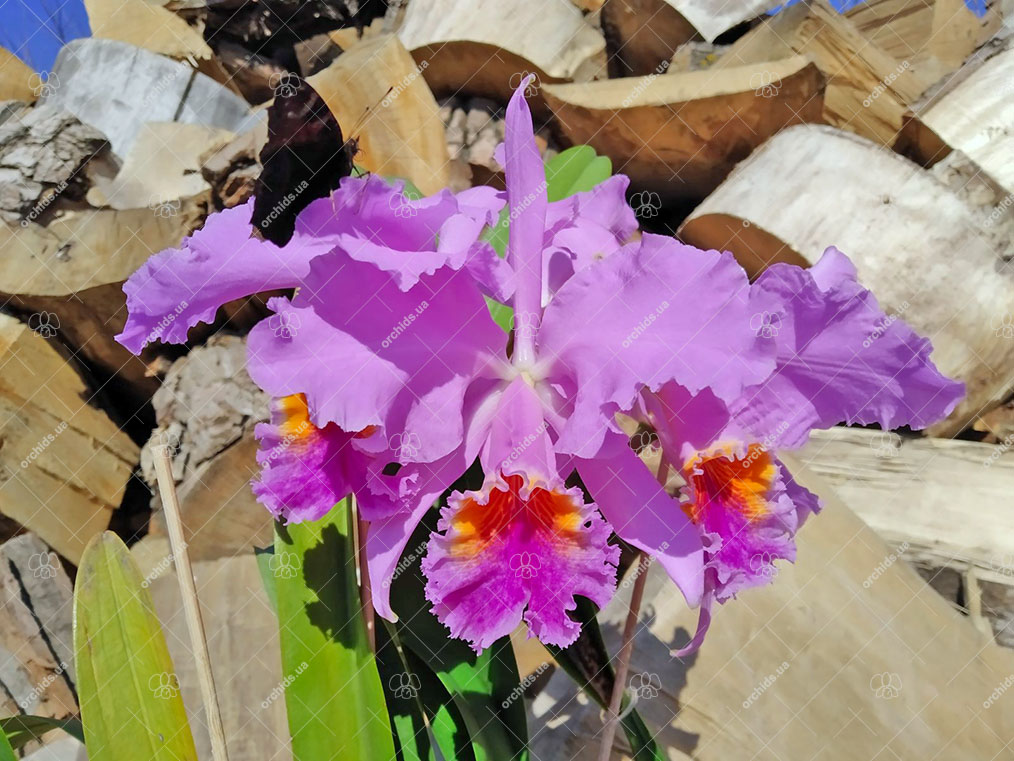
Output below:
[0,726,15,761]
[0,715,84,749]
[73,532,197,761]
[390,515,528,761]
[274,499,396,761]
[544,597,663,761]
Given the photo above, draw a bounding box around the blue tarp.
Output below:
[0,0,91,71]
[768,0,987,17]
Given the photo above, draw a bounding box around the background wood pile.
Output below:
[1,0,1013,758]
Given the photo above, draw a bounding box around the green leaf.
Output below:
[0,726,15,761]
[390,515,528,761]
[254,545,278,614]
[544,146,613,202]
[274,499,396,761]
[73,532,197,761]
[0,715,84,750]
[544,597,664,761]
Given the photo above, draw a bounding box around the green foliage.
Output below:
[273,500,397,761]
[0,716,84,750]
[73,532,197,761]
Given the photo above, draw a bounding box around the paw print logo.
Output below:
[29,311,60,338]
[748,551,778,579]
[148,195,181,218]
[388,672,421,699]
[992,313,1014,338]
[869,431,901,459]
[269,311,300,339]
[511,311,541,340]
[388,191,419,218]
[269,72,302,98]
[870,672,902,699]
[630,191,660,219]
[149,672,180,699]
[749,71,781,98]
[750,311,781,338]
[629,672,661,700]
[509,71,540,97]
[388,431,421,460]
[509,552,541,579]
[28,71,59,98]
[28,552,58,579]
[268,551,301,579]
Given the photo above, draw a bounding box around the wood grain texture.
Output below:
[543,55,824,199]
[0,314,137,562]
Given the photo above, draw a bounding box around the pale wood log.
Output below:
[309,34,450,196]
[0,314,138,563]
[41,39,258,159]
[542,55,824,199]
[85,0,213,61]
[397,0,606,104]
[88,122,235,210]
[0,47,37,103]
[0,196,211,401]
[714,1,930,146]
[916,45,1014,197]
[679,124,1014,436]
[661,0,777,42]
[530,460,1014,759]
[0,534,77,727]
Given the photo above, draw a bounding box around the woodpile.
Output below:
[1,0,1013,757]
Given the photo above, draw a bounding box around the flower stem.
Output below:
[598,552,648,761]
[355,502,376,653]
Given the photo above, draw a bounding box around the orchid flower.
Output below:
[630,248,963,651]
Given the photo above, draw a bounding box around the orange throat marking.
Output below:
[682,443,775,525]
[450,474,582,557]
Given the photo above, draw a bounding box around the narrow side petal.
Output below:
[577,431,704,607]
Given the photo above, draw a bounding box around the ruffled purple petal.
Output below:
[734,247,964,448]
[117,200,332,354]
[540,234,773,458]
[422,474,619,651]
[577,431,704,607]
[252,394,376,523]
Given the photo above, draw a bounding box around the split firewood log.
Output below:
[679,124,1014,436]
[0,314,138,563]
[40,38,259,159]
[397,0,606,106]
[542,55,824,200]
[713,1,929,147]
[845,0,1002,79]
[0,195,210,402]
[309,34,450,195]
[87,122,236,211]
[141,335,272,560]
[530,460,1014,759]
[599,0,697,77]
[84,0,213,61]
[0,534,77,753]
[914,44,1014,196]
[0,47,36,103]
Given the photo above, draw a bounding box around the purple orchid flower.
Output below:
[117,75,964,656]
